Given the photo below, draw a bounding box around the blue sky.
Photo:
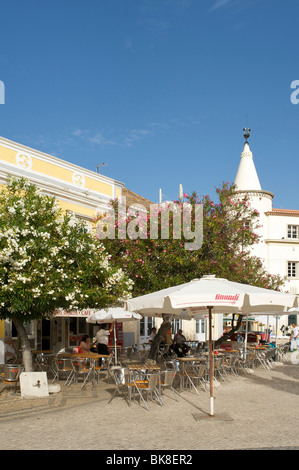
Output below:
[0,0,298,208]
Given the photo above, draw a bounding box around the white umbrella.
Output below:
[86,308,142,363]
[125,275,297,416]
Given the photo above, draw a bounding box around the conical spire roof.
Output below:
[234,131,261,191]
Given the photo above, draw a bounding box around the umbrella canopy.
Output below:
[87,308,142,324]
[125,275,297,317]
[125,275,297,416]
[86,308,142,363]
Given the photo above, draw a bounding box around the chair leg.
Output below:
[134,385,150,411]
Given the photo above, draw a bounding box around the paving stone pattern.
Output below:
[0,357,298,451]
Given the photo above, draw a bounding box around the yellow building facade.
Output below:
[0,135,123,221]
[0,135,132,356]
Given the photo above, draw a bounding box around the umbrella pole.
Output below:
[208,307,214,416]
[275,316,278,361]
[114,322,117,364]
[244,314,249,361]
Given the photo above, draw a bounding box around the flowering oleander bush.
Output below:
[93,182,284,296]
[0,176,133,370]
[93,181,285,360]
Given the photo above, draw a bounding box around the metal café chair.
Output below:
[108,367,133,407]
[94,356,113,383]
[222,354,239,379]
[191,362,208,392]
[133,371,164,411]
[276,343,290,363]
[71,358,93,388]
[158,369,179,401]
[234,348,253,374]
[181,360,208,394]
[212,356,227,382]
[35,353,56,379]
[53,357,74,386]
[265,348,276,368]
[164,359,183,390]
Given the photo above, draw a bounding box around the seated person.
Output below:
[174,329,190,357]
[76,335,91,354]
[148,327,157,343]
[161,328,174,356]
[4,336,18,363]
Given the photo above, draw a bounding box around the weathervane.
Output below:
[243,127,251,142]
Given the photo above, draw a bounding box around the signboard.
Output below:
[54,309,97,318]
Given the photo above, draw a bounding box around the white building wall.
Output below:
[265,214,299,295]
[234,139,299,330]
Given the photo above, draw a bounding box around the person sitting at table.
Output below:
[95,323,113,365]
[148,327,157,343]
[77,335,91,355]
[161,327,174,356]
[4,336,18,363]
[173,329,189,357]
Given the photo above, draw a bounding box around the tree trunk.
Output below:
[146,314,173,363]
[12,317,33,372]
[214,314,244,348]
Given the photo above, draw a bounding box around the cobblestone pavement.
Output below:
[0,356,299,451]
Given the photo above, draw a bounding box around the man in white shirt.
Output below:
[95,324,113,363]
[290,323,299,351]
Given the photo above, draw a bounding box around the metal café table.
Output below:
[58,352,111,388]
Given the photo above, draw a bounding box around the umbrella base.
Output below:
[192,412,233,422]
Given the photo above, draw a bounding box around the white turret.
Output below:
[234,141,262,191]
[234,129,273,261]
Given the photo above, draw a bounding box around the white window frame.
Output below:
[287,225,298,239]
[196,319,205,334]
[288,261,297,278]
